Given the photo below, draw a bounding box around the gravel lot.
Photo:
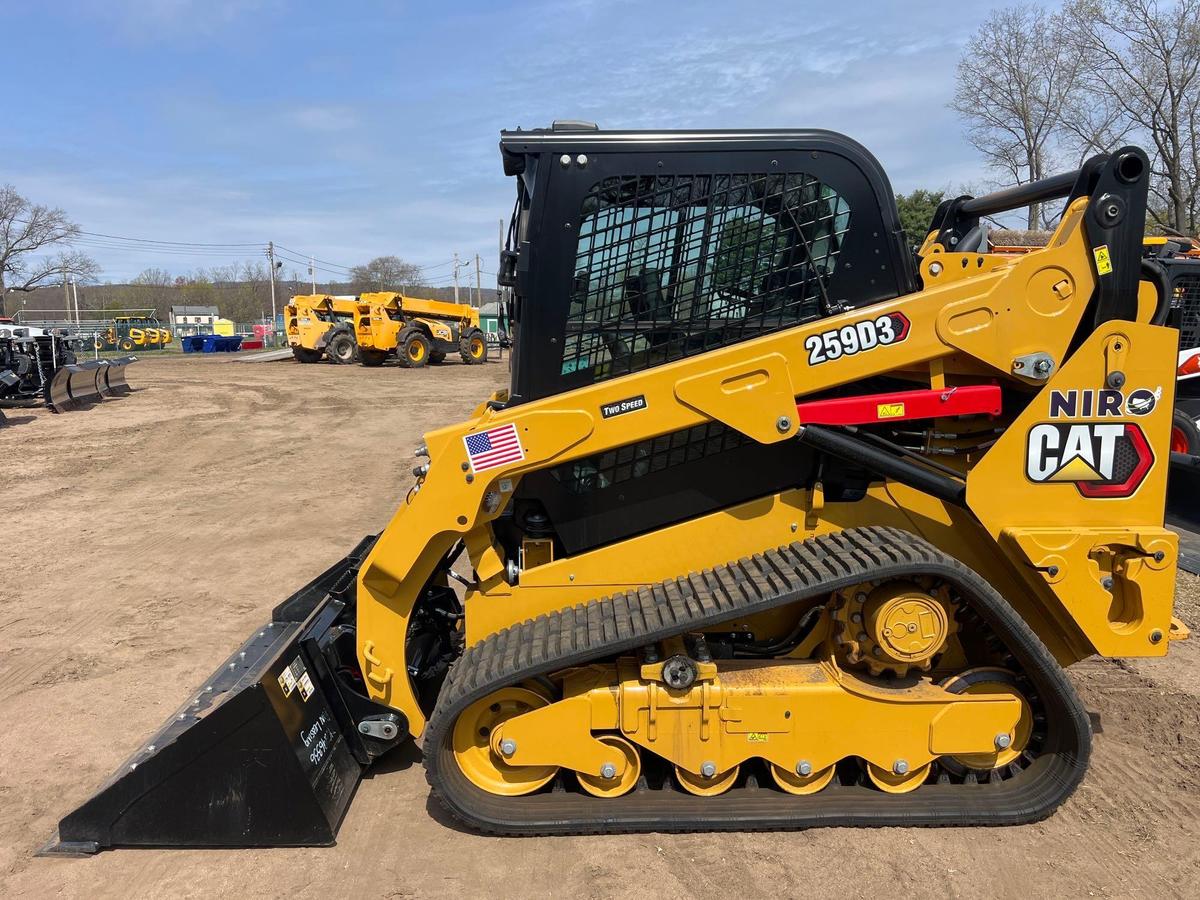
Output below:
[2,355,1198,898]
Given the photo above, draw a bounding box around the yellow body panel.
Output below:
[355,197,1181,738]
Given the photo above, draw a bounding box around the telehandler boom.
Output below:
[48,126,1189,852]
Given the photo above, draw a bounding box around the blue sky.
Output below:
[2,0,993,286]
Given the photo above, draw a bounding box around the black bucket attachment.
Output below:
[46,360,105,413]
[1168,451,1200,575]
[100,355,137,396]
[42,534,405,855]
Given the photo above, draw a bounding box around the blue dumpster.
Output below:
[181,335,206,353]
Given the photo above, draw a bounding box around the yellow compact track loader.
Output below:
[48,125,1190,853]
[285,294,360,363]
[354,292,488,367]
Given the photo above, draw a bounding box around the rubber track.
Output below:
[423,526,1091,834]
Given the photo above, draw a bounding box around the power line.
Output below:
[75,229,263,249]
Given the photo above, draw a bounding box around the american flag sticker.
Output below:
[463,423,525,473]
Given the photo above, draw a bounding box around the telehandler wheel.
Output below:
[460,329,487,364]
[118,337,135,352]
[326,331,357,365]
[400,329,432,368]
[359,348,389,367]
[1172,409,1200,454]
[292,346,323,364]
[452,687,559,796]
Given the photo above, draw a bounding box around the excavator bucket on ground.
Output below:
[48,126,1188,851]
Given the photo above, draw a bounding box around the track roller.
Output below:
[576,735,641,798]
[769,762,836,795]
[675,764,739,797]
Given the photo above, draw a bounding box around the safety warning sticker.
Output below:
[278,656,307,698]
[298,671,315,702]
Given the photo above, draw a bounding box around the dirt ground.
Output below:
[2,354,1199,899]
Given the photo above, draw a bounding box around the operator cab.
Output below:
[498,123,916,405]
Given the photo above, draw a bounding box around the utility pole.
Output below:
[62,264,70,321]
[453,252,461,304]
[309,255,316,294]
[70,277,80,325]
[266,242,280,347]
[475,253,482,308]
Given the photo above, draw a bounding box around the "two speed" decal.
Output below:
[805,312,910,366]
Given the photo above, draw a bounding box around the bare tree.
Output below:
[349,255,425,293]
[951,4,1083,229]
[0,185,99,316]
[1063,0,1200,232]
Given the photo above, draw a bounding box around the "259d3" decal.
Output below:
[805,312,910,366]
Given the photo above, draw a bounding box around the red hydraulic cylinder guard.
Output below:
[794,385,1001,426]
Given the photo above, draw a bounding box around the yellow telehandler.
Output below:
[353,292,488,367]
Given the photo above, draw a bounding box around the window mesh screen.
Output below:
[563,171,851,382]
[1177,273,1200,349]
[551,421,748,495]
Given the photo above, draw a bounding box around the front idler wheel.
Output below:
[452,688,559,796]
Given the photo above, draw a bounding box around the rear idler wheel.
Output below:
[451,688,559,797]
[937,667,1035,776]
[675,763,739,797]
[576,735,641,798]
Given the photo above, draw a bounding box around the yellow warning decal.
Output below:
[877,402,906,419]
[747,732,769,743]
[1094,245,1113,275]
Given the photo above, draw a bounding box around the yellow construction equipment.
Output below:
[285,294,360,363]
[50,126,1189,853]
[353,292,487,367]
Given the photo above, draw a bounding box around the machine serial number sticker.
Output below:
[746,732,769,743]
[298,671,315,702]
[600,394,648,419]
[1094,245,1113,275]
[805,312,910,366]
[877,402,906,419]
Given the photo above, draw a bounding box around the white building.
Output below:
[169,305,220,330]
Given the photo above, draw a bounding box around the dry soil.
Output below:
[1,355,1199,899]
